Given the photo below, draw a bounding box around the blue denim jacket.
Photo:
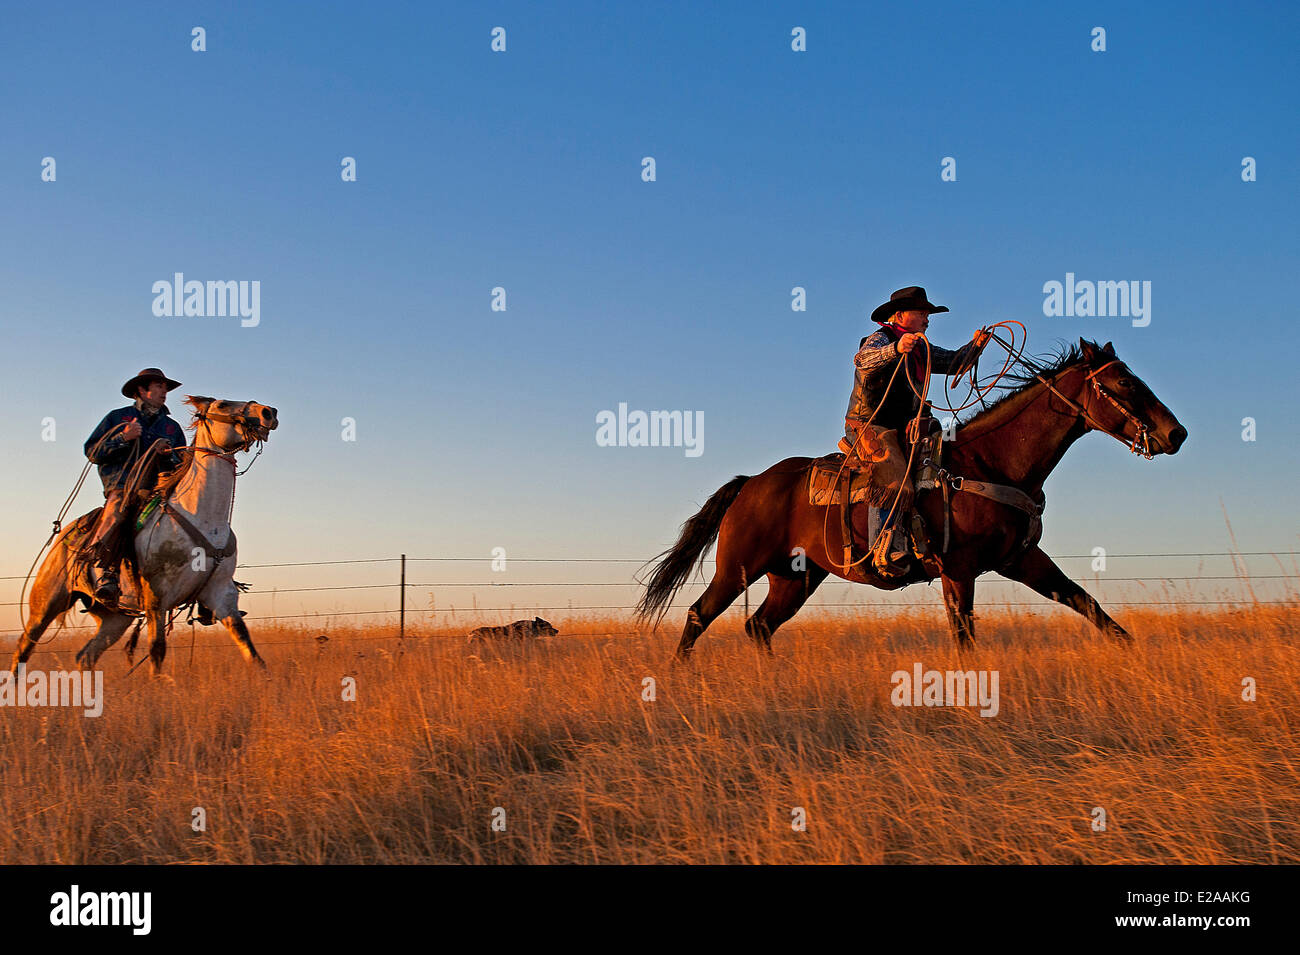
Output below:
[84,400,188,495]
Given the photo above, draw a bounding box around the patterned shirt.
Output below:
[853,324,972,379]
[845,323,980,428]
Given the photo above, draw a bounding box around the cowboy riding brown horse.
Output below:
[638,337,1187,658]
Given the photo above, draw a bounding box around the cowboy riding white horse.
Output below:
[11,392,278,675]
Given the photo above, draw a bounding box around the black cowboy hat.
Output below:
[121,367,182,399]
[870,286,950,324]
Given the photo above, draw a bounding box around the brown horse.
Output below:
[638,339,1187,658]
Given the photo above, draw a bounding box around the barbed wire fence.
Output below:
[2,549,1298,656]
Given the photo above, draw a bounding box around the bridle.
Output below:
[1033,359,1155,459]
[196,401,270,449]
[190,401,272,473]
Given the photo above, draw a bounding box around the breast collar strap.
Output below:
[160,500,236,562]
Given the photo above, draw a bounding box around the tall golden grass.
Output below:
[2,605,1296,864]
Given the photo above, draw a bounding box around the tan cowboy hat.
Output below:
[121,367,182,398]
[870,286,950,324]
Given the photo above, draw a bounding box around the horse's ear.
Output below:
[1078,338,1096,359]
[1102,341,1115,356]
[184,395,214,414]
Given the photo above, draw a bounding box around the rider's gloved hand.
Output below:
[897,333,924,354]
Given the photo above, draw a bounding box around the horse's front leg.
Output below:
[1000,545,1132,643]
[939,571,977,650]
[146,606,169,674]
[200,576,265,668]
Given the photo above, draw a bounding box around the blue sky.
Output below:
[2,1,1297,630]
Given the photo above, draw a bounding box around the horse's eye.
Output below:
[1116,378,1133,388]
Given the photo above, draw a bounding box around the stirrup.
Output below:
[870,528,910,577]
[93,587,122,612]
[93,575,119,598]
[872,555,910,578]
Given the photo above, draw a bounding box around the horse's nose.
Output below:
[1167,425,1187,453]
[260,406,278,427]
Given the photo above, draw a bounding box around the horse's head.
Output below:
[1071,339,1187,457]
[185,396,279,453]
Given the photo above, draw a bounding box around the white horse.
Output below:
[11,396,279,674]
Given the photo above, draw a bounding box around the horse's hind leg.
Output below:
[675,564,747,661]
[745,567,829,652]
[11,591,73,672]
[75,614,136,670]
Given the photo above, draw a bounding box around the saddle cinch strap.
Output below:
[954,479,1042,519]
[921,457,1045,559]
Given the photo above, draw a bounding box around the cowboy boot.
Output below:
[871,521,912,577]
[93,558,121,604]
[86,490,127,605]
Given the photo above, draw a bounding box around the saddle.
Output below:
[807,421,946,508]
[66,508,142,613]
[808,419,947,575]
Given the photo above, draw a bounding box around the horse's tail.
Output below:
[636,475,751,626]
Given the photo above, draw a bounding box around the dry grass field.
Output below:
[2,604,1297,864]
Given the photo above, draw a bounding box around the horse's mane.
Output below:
[181,394,214,432]
[151,454,193,502]
[956,340,1090,429]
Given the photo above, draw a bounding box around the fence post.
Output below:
[399,553,406,638]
